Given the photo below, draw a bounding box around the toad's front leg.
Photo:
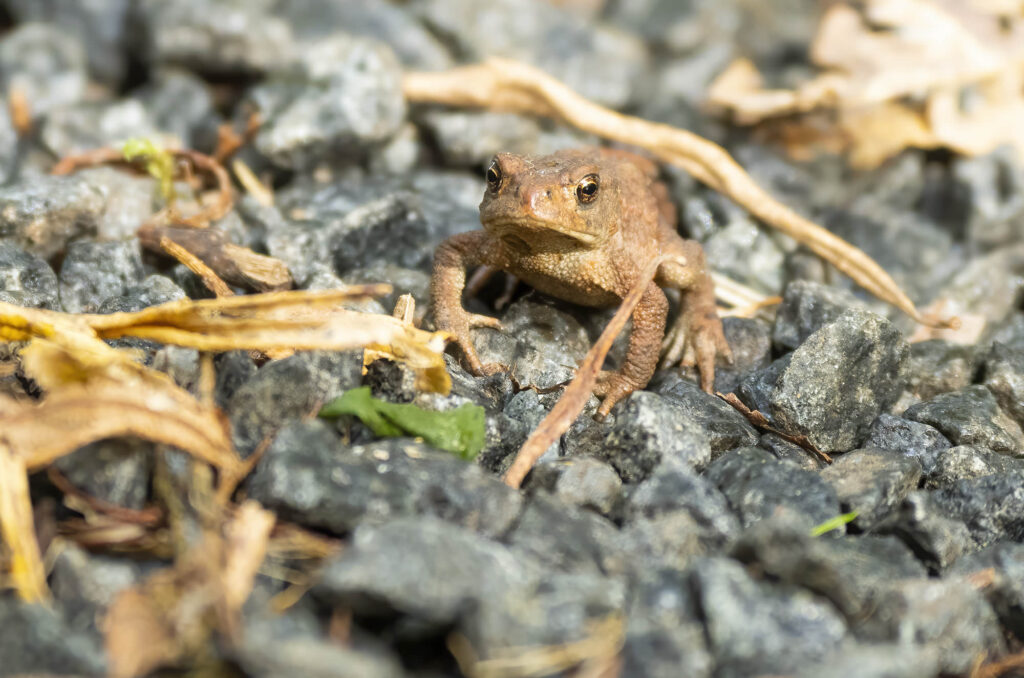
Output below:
[594,282,668,419]
[431,230,505,375]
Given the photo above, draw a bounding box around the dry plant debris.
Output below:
[707,0,1024,169]
[717,392,834,465]
[402,57,945,328]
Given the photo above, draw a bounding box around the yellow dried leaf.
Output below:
[0,444,48,603]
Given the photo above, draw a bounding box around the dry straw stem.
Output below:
[403,58,944,327]
[0,445,49,603]
[502,256,666,488]
[52,147,235,228]
[159,235,235,297]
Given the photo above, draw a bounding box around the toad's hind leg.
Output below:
[657,239,731,392]
[594,282,667,419]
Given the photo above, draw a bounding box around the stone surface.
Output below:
[649,372,759,456]
[50,545,144,638]
[820,448,922,531]
[250,35,406,170]
[931,471,1024,547]
[246,421,523,538]
[709,316,772,395]
[704,447,841,530]
[905,340,978,400]
[904,385,1024,455]
[855,578,1004,675]
[41,100,164,158]
[0,596,106,676]
[228,350,362,457]
[522,457,624,518]
[949,542,1024,639]
[690,557,847,678]
[740,309,909,454]
[926,445,1024,489]
[0,176,104,259]
[0,241,59,309]
[0,23,88,118]
[796,644,941,678]
[772,280,866,350]
[876,492,976,572]
[55,438,153,510]
[593,391,713,482]
[627,466,740,548]
[864,414,952,477]
[58,240,144,314]
[984,342,1024,428]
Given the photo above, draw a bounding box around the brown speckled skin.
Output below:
[431,148,730,417]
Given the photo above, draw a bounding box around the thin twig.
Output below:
[503,256,666,488]
[403,59,951,328]
[158,235,234,297]
[717,392,833,464]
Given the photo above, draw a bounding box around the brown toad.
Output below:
[431,148,730,417]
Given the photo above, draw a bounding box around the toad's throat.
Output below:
[482,217,598,248]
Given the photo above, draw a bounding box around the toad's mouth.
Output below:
[482,216,599,247]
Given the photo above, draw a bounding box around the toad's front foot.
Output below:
[438,309,505,377]
[661,308,732,392]
[593,370,644,420]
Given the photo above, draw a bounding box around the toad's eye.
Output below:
[486,160,502,192]
[576,174,599,204]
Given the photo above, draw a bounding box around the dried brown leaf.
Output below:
[0,444,48,602]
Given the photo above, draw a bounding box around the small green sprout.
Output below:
[122,138,177,203]
[809,511,859,537]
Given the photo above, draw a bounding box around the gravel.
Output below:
[1,2,1021,676]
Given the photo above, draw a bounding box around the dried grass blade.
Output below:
[0,443,49,602]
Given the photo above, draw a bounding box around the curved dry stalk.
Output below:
[403,58,948,327]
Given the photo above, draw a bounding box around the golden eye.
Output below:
[486,160,502,192]
[576,174,599,203]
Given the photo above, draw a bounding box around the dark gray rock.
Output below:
[952,147,1024,252]
[622,569,713,678]
[932,471,1024,547]
[462,572,625,664]
[275,0,453,70]
[628,466,740,547]
[246,421,523,538]
[478,389,564,476]
[412,0,648,109]
[864,414,952,477]
[50,545,144,638]
[214,350,257,410]
[649,372,759,456]
[0,23,88,118]
[54,438,153,510]
[984,342,1024,428]
[7,0,132,86]
[796,643,940,678]
[522,457,623,518]
[96,275,186,313]
[759,432,825,471]
[949,542,1024,639]
[474,297,591,392]
[991,314,1024,353]
[228,350,363,457]
[503,494,625,576]
[690,557,847,678]
[740,309,909,453]
[703,217,786,294]
[0,175,104,259]
[820,448,922,531]
[904,385,1024,454]
[618,511,709,573]
[927,445,1024,489]
[772,280,867,350]
[150,345,200,392]
[704,447,841,530]
[443,353,513,414]
[709,316,772,395]
[418,111,543,167]
[855,578,1004,675]
[135,0,294,76]
[58,239,144,314]
[0,596,106,676]
[133,69,219,150]
[930,244,1024,328]
[594,391,712,482]
[40,100,163,158]
[74,167,163,241]
[314,517,536,627]
[876,492,975,572]
[0,241,59,309]
[250,35,406,170]
[730,516,926,619]
[0,106,15,187]
[906,340,978,400]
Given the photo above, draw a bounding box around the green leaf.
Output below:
[809,511,859,537]
[122,138,176,203]
[319,387,486,460]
